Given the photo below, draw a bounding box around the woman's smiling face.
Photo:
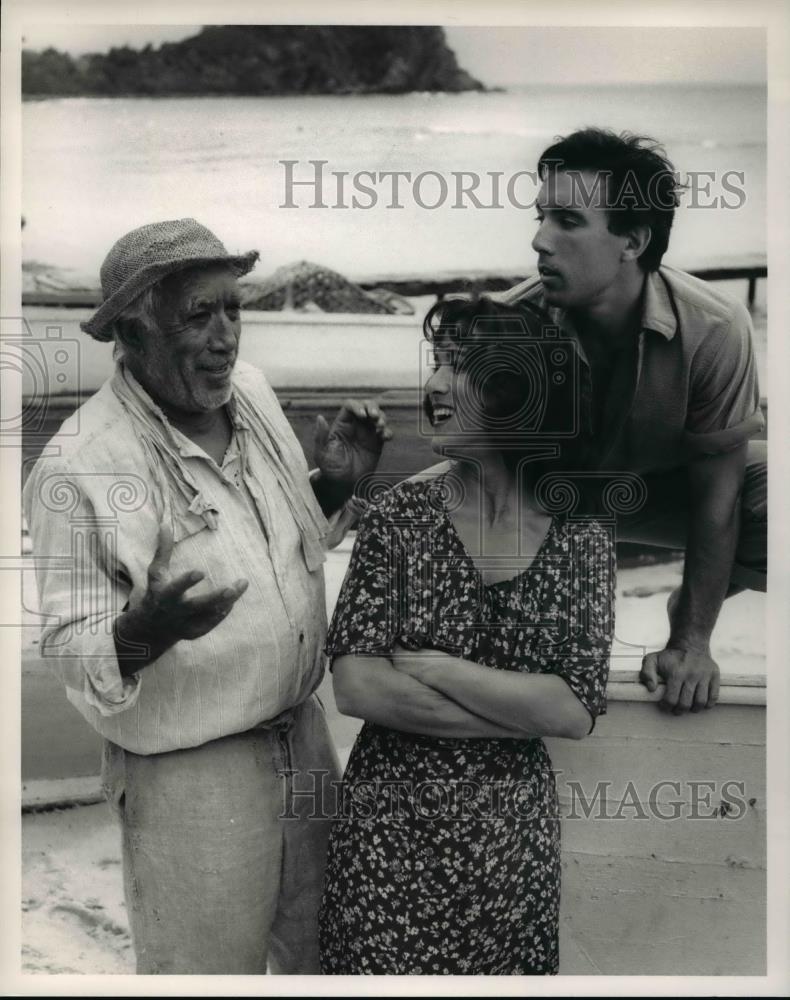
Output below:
[421,296,563,465]
[423,337,480,453]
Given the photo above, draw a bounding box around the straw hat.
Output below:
[80,218,259,341]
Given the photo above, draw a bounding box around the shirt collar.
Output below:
[225,391,250,431]
[532,268,677,343]
[640,268,677,340]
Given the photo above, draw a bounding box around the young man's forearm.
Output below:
[332,655,527,739]
[670,500,740,652]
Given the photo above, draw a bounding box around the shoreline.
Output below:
[22,87,496,102]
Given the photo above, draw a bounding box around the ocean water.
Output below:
[22,84,766,275]
[22,85,767,384]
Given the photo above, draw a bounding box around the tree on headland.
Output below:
[22,47,84,95]
[22,26,485,97]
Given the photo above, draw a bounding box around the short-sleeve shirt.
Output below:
[498,266,764,473]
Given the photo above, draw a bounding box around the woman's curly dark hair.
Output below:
[422,295,580,477]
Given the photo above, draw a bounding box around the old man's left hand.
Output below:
[314,398,392,490]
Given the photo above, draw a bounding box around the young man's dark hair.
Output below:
[537,127,682,272]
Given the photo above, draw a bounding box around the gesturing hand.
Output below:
[115,525,249,673]
[142,524,249,639]
[314,398,392,491]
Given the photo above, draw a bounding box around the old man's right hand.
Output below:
[114,525,249,676]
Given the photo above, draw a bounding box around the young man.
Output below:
[23,218,391,973]
[500,127,765,714]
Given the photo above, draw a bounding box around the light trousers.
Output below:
[102,694,340,974]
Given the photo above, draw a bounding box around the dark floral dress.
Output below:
[318,476,614,975]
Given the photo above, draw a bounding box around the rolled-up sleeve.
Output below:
[539,522,614,731]
[325,503,401,661]
[23,459,142,715]
[684,301,765,457]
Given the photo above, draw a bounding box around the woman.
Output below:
[318,296,614,975]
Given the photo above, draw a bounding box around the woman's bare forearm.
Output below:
[407,653,592,739]
[332,654,527,739]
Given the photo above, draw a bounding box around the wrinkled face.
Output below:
[532,169,631,309]
[127,265,242,416]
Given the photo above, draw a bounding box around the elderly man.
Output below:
[23,218,391,974]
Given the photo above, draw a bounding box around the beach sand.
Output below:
[22,804,134,975]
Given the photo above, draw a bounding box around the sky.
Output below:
[20,24,766,86]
